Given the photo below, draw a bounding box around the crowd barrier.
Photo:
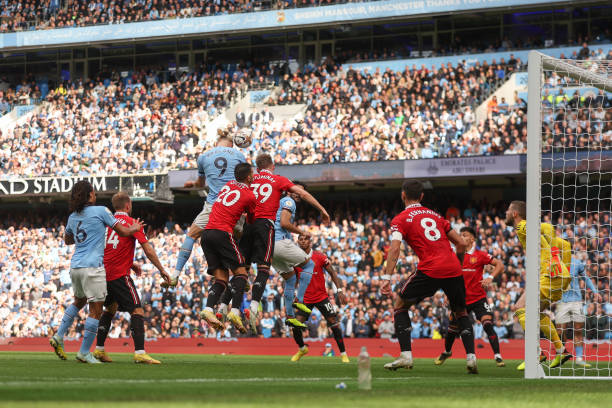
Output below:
[1,338,610,359]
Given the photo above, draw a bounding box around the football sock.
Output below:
[231,275,248,309]
[444,323,459,353]
[394,308,412,352]
[283,274,297,318]
[79,317,99,355]
[251,266,270,303]
[292,327,305,348]
[576,345,584,359]
[482,319,501,355]
[174,236,196,277]
[515,308,526,331]
[130,314,145,352]
[330,322,346,353]
[539,313,564,352]
[206,280,228,309]
[219,285,234,309]
[295,260,314,303]
[56,304,80,339]
[96,311,114,347]
[457,314,475,354]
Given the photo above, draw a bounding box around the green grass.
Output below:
[0,352,610,408]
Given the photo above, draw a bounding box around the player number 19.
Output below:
[420,217,441,241]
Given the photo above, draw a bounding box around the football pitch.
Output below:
[0,352,610,408]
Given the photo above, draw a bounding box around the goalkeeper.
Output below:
[504,201,572,370]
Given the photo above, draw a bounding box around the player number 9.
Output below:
[420,217,441,241]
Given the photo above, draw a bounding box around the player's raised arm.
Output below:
[141,241,171,286]
[288,184,330,225]
[113,218,145,237]
[184,175,205,189]
[447,229,467,264]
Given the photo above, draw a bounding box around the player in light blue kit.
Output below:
[270,183,317,328]
[169,131,247,286]
[49,180,144,363]
[555,256,601,368]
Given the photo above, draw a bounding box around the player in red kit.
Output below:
[435,226,505,367]
[289,234,349,363]
[199,163,256,334]
[381,180,477,373]
[239,153,330,333]
[94,192,171,364]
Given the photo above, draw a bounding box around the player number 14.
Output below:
[420,217,441,241]
[106,230,120,249]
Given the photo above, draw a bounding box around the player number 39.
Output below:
[420,217,441,241]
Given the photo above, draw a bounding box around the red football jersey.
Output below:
[389,203,461,278]
[104,212,148,281]
[462,247,493,305]
[206,180,256,233]
[250,169,294,220]
[295,250,330,304]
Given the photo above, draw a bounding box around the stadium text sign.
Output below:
[0,176,111,196]
[404,156,522,178]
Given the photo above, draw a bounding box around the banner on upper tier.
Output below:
[404,155,522,178]
[0,0,567,50]
[0,174,163,196]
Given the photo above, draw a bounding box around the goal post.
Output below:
[525,51,612,379]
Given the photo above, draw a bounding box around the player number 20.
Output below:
[217,186,241,207]
[420,217,441,241]
[250,183,272,203]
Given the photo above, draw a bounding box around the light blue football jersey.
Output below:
[274,196,296,241]
[561,258,598,303]
[65,205,118,269]
[197,146,247,205]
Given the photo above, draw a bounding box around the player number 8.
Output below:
[420,217,441,241]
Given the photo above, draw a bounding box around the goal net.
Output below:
[525,51,612,379]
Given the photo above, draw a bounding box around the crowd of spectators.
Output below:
[1,200,609,344]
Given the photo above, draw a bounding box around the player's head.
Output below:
[297,233,312,252]
[235,162,254,184]
[505,200,526,226]
[112,191,132,214]
[289,181,305,202]
[255,153,274,172]
[460,226,476,247]
[401,180,424,204]
[69,180,95,213]
[216,128,233,147]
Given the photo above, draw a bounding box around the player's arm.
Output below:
[184,175,205,189]
[447,229,467,264]
[113,219,145,237]
[280,209,307,235]
[141,241,171,285]
[64,232,75,245]
[481,258,504,289]
[579,263,601,302]
[288,185,330,225]
[381,238,402,296]
[324,263,346,305]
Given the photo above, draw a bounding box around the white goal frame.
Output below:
[525,51,612,379]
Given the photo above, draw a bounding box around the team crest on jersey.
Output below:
[470,256,477,264]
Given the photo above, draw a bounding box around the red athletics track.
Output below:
[0,338,610,359]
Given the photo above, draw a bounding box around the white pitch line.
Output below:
[0,376,429,387]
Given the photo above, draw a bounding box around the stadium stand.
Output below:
[1,202,608,341]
